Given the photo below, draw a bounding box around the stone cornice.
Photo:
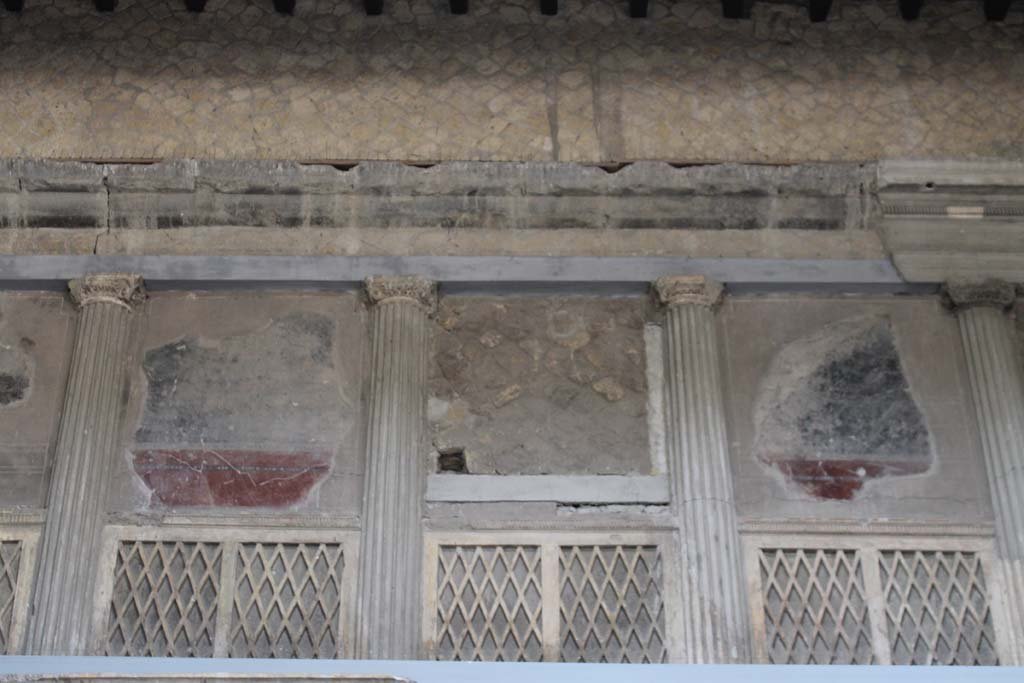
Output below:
[364,275,437,309]
[68,273,146,309]
[653,275,724,308]
[942,279,1016,313]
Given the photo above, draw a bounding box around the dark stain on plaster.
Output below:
[0,373,28,405]
[0,335,33,408]
[133,311,340,508]
[754,316,932,500]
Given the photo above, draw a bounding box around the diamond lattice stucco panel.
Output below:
[106,541,222,657]
[879,550,998,665]
[0,0,1022,162]
[0,542,21,653]
[759,548,874,664]
[435,545,544,661]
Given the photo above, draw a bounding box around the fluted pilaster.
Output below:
[26,273,145,655]
[655,275,751,663]
[355,276,435,659]
[946,279,1024,664]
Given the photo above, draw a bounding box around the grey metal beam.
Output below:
[0,255,910,293]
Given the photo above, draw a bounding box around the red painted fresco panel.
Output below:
[133,449,330,508]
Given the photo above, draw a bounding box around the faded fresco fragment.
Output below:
[132,312,342,508]
[753,316,932,500]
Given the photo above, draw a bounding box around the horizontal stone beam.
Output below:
[0,255,908,292]
[1,159,872,231]
[425,475,670,504]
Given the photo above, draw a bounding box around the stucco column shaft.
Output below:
[946,280,1024,664]
[655,276,751,663]
[26,274,144,655]
[355,276,435,660]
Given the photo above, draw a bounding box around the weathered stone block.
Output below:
[0,159,19,193]
[16,159,105,193]
[105,160,197,193]
[19,192,107,228]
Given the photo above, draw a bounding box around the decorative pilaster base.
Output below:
[655,276,751,663]
[26,273,144,655]
[354,276,435,660]
[946,280,1024,665]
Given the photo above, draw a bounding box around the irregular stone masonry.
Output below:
[0,0,1021,163]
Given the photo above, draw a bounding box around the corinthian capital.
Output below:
[365,276,437,309]
[654,275,724,308]
[942,279,1016,314]
[68,273,146,309]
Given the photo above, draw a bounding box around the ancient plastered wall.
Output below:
[721,295,992,523]
[108,291,367,515]
[0,290,997,523]
[0,287,1012,662]
[0,0,1021,163]
[0,293,73,508]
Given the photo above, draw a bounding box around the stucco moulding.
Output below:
[879,160,1024,285]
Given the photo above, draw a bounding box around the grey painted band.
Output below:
[425,475,670,504]
[0,255,907,291]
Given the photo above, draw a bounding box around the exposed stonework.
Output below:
[1,1,1020,162]
[753,316,932,500]
[430,296,649,475]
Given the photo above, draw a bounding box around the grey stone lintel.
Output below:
[425,474,670,504]
[0,255,910,294]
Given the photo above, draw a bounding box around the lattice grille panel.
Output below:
[106,541,221,657]
[435,545,543,661]
[559,545,666,663]
[229,543,344,659]
[759,549,873,664]
[880,550,998,665]
[0,541,21,653]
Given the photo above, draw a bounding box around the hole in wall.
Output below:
[437,447,467,474]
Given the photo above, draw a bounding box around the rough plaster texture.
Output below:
[0,293,73,508]
[721,296,992,522]
[429,296,650,475]
[752,315,932,500]
[0,1,1021,163]
[111,292,367,513]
